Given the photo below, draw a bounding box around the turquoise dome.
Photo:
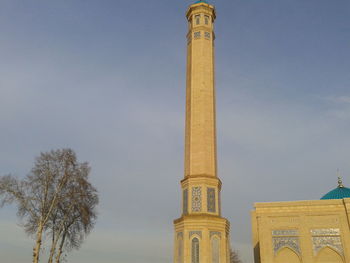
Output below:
[195,0,208,3]
[321,187,350,200]
[321,178,350,200]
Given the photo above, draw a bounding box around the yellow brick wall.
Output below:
[252,199,350,263]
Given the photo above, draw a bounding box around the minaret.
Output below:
[174,1,231,263]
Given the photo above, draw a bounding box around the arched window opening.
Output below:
[195,15,200,25]
[205,15,209,25]
[316,246,343,263]
[188,20,192,30]
[211,236,220,263]
[177,238,183,263]
[275,247,301,263]
[192,237,200,263]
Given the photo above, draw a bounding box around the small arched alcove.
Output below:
[177,237,183,263]
[191,237,200,263]
[211,235,220,263]
[275,247,301,263]
[316,246,343,263]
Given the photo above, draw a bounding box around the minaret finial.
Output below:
[337,169,344,188]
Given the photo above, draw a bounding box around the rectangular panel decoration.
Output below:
[192,187,202,212]
[207,188,216,213]
[183,189,188,215]
[272,229,301,256]
[311,228,343,256]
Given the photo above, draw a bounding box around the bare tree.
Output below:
[0,149,98,263]
[230,248,242,263]
[47,164,98,263]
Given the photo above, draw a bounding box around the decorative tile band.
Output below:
[311,228,340,236]
[272,230,299,236]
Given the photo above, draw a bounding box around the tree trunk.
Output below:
[48,234,60,263]
[33,223,44,263]
[55,232,66,263]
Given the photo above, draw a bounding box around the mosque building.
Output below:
[252,178,350,263]
[173,1,350,263]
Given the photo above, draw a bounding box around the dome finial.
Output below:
[337,169,344,188]
[321,171,350,199]
[338,176,344,188]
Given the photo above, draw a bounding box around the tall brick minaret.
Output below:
[173,1,231,263]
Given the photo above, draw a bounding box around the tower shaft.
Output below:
[185,2,217,178]
[174,2,231,263]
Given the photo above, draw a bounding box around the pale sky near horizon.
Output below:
[1,0,350,262]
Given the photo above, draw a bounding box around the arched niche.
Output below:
[177,237,183,263]
[274,247,301,263]
[191,237,200,263]
[316,246,343,263]
[211,235,220,263]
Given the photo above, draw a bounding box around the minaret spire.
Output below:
[184,0,217,179]
[173,2,231,263]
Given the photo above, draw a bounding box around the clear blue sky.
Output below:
[0,0,349,262]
